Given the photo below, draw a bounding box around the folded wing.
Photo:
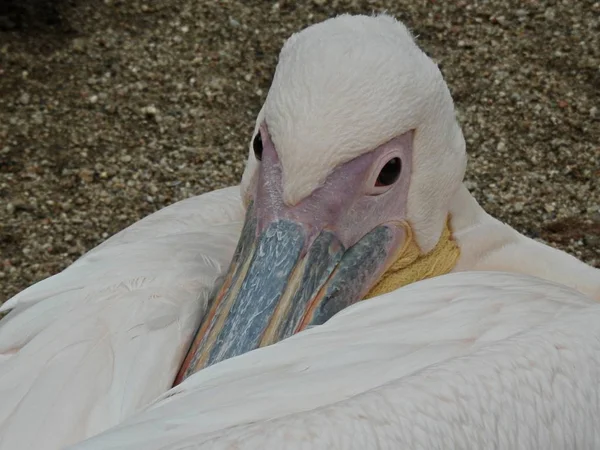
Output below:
[0,187,244,450]
[69,271,600,450]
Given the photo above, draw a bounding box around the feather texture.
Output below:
[0,187,244,450]
[68,271,600,450]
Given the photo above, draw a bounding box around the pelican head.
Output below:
[177,14,467,382]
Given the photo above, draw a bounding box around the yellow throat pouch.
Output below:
[365,217,460,299]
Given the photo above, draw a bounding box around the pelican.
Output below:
[1,13,599,450]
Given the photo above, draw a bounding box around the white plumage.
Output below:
[0,188,243,449]
[68,271,600,450]
[1,12,599,450]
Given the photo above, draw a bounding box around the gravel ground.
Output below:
[0,0,598,304]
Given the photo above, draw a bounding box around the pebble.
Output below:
[141,105,159,117]
[31,112,44,124]
[72,38,86,52]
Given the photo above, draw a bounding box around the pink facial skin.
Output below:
[175,125,416,381]
[253,123,414,253]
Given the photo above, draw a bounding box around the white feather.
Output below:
[0,187,243,450]
[67,271,600,450]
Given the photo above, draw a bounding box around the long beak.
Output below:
[175,202,401,384]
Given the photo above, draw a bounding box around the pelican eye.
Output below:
[253,133,263,161]
[375,157,402,187]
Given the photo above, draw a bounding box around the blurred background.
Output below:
[0,0,598,304]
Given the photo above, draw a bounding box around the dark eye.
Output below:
[253,133,263,161]
[375,157,402,187]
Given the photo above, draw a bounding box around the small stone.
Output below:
[141,105,159,117]
[19,93,30,105]
[89,95,98,104]
[79,169,94,183]
[32,112,44,125]
[72,38,86,52]
[121,155,132,163]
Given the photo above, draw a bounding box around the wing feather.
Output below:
[0,186,244,450]
[67,271,598,450]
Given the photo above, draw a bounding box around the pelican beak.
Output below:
[175,202,403,383]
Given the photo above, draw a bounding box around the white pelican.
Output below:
[1,13,599,450]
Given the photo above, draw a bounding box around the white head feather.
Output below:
[241,13,467,252]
